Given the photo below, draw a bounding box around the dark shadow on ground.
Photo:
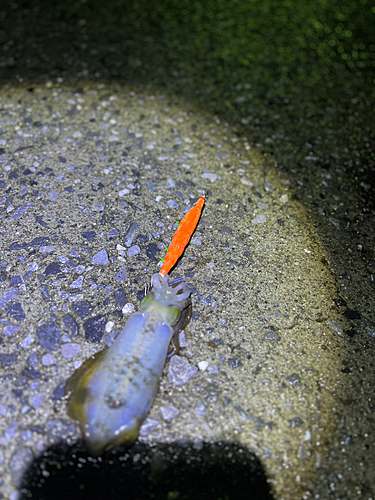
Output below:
[19,440,274,500]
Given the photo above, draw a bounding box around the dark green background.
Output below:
[1,0,374,191]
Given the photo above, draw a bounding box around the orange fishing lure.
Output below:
[160,196,205,276]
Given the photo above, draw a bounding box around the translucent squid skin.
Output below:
[66,273,192,455]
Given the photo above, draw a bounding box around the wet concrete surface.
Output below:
[0,1,374,499]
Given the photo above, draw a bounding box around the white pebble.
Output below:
[240,177,253,186]
[279,194,289,203]
[198,361,209,371]
[122,303,136,315]
[201,172,218,183]
[105,321,114,333]
[252,215,267,224]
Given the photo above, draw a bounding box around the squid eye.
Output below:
[140,294,153,309]
[170,307,181,325]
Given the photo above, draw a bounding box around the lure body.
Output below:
[160,196,205,276]
[66,273,192,455]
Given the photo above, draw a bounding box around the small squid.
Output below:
[66,273,192,455]
[66,197,204,454]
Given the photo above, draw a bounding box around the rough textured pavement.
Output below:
[0,1,374,500]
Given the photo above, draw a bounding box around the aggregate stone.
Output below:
[84,314,107,343]
[81,230,96,241]
[63,314,79,337]
[9,275,23,287]
[6,302,25,321]
[61,343,81,359]
[115,269,128,282]
[91,249,109,265]
[31,393,45,410]
[72,301,92,319]
[127,245,141,257]
[40,285,53,302]
[289,417,304,429]
[264,331,280,341]
[286,373,301,387]
[36,322,61,351]
[3,325,20,337]
[114,289,127,309]
[0,353,18,367]
[42,354,56,366]
[51,382,66,401]
[160,405,180,421]
[44,262,61,275]
[0,289,19,309]
[168,355,198,386]
[124,221,140,247]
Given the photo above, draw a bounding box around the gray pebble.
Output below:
[252,215,267,224]
[70,276,83,289]
[167,199,179,209]
[23,366,41,379]
[51,382,66,401]
[81,231,96,241]
[0,288,19,309]
[5,421,18,439]
[363,324,375,338]
[3,325,20,336]
[289,417,304,428]
[103,329,120,347]
[28,352,38,367]
[286,373,301,387]
[165,178,175,189]
[84,314,106,343]
[327,318,343,335]
[72,300,92,319]
[124,221,140,247]
[115,269,128,282]
[228,358,242,369]
[160,405,180,421]
[127,245,140,257]
[6,302,25,321]
[264,331,280,341]
[41,284,53,302]
[20,430,32,441]
[139,417,158,437]
[191,236,202,245]
[36,322,61,351]
[9,275,23,287]
[203,384,219,403]
[63,314,79,337]
[31,393,45,410]
[39,245,55,253]
[114,288,127,309]
[21,335,34,348]
[44,262,61,275]
[11,202,34,219]
[42,354,56,366]
[108,229,119,239]
[168,355,198,386]
[61,343,81,359]
[91,249,109,265]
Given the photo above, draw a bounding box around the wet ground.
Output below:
[0,1,374,499]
